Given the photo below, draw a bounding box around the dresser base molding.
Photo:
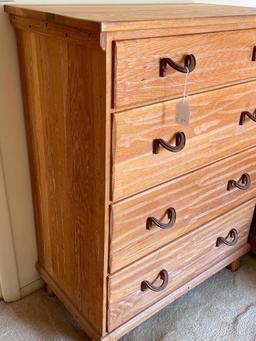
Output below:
[37,264,102,341]
[39,245,249,341]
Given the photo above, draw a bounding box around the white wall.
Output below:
[0,0,255,301]
[197,0,256,7]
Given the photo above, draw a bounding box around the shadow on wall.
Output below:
[0,5,40,300]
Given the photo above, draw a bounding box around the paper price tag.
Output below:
[176,99,191,126]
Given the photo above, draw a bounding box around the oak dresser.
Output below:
[5,4,256,340]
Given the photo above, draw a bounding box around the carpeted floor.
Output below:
[0,254,255,341]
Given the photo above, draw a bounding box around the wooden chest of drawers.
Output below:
[5,4,256,340]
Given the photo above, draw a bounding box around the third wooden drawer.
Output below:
[110,146,256,273]
[112,81,256,200]
[108,200,254,331]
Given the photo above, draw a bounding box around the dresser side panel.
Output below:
[15,29,108,335]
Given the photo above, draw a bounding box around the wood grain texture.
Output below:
[16,29,108,336]
[109,19,256,42]
[108,201,255,330]
[5,4,256,32]
[113,30,256,109]
[9,15,101,48]
[112,82,256,200]
[110,147,256,273]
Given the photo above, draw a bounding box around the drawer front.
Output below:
[108,200,255,331]
[112,82,256,200]
[112,30,256,109]
[110,147,256,273]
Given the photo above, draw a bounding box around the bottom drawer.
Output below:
[108,200,255,331]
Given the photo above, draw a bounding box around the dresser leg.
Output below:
[226,258,240,272]
[45,284,55,297]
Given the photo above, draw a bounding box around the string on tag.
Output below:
[182,67,189,103]
[175,66,191,126]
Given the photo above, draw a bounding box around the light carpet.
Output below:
[0,254,255,341]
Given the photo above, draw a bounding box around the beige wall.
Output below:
[0,5,40,299]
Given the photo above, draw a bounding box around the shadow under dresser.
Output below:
[5,3,256,340]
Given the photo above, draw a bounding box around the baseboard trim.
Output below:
[20,278,44,298]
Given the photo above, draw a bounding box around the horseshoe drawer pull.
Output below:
[146,207,176,230]
[153,132,186,154]
[160,54,196,77]
[216,228,238,247]
[227,173,251,191]
[239,110,256,125]
[141,269,169,292]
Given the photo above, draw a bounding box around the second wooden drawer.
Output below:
[110,147,256,273]
[112,82,256,200]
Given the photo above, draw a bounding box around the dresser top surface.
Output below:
[5,3,256,32]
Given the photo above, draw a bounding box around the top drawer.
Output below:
[112,30,256,109]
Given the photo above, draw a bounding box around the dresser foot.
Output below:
[45,284,55,297]
[226,258,240,272]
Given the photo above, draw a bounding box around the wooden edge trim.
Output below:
[37,263,103,341]
[6,5,256,34]
[102,16,256,33]
[7,14,102,49]
[103,244,250,340]
[4,5,101,32]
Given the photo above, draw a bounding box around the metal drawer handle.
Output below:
[216,228,238,247]
[160,54,196,77]
[239,110,256,125]
[146,207,176,230]
[227,173,251,191]
[141,269,169,292]
[153,132,186,154]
